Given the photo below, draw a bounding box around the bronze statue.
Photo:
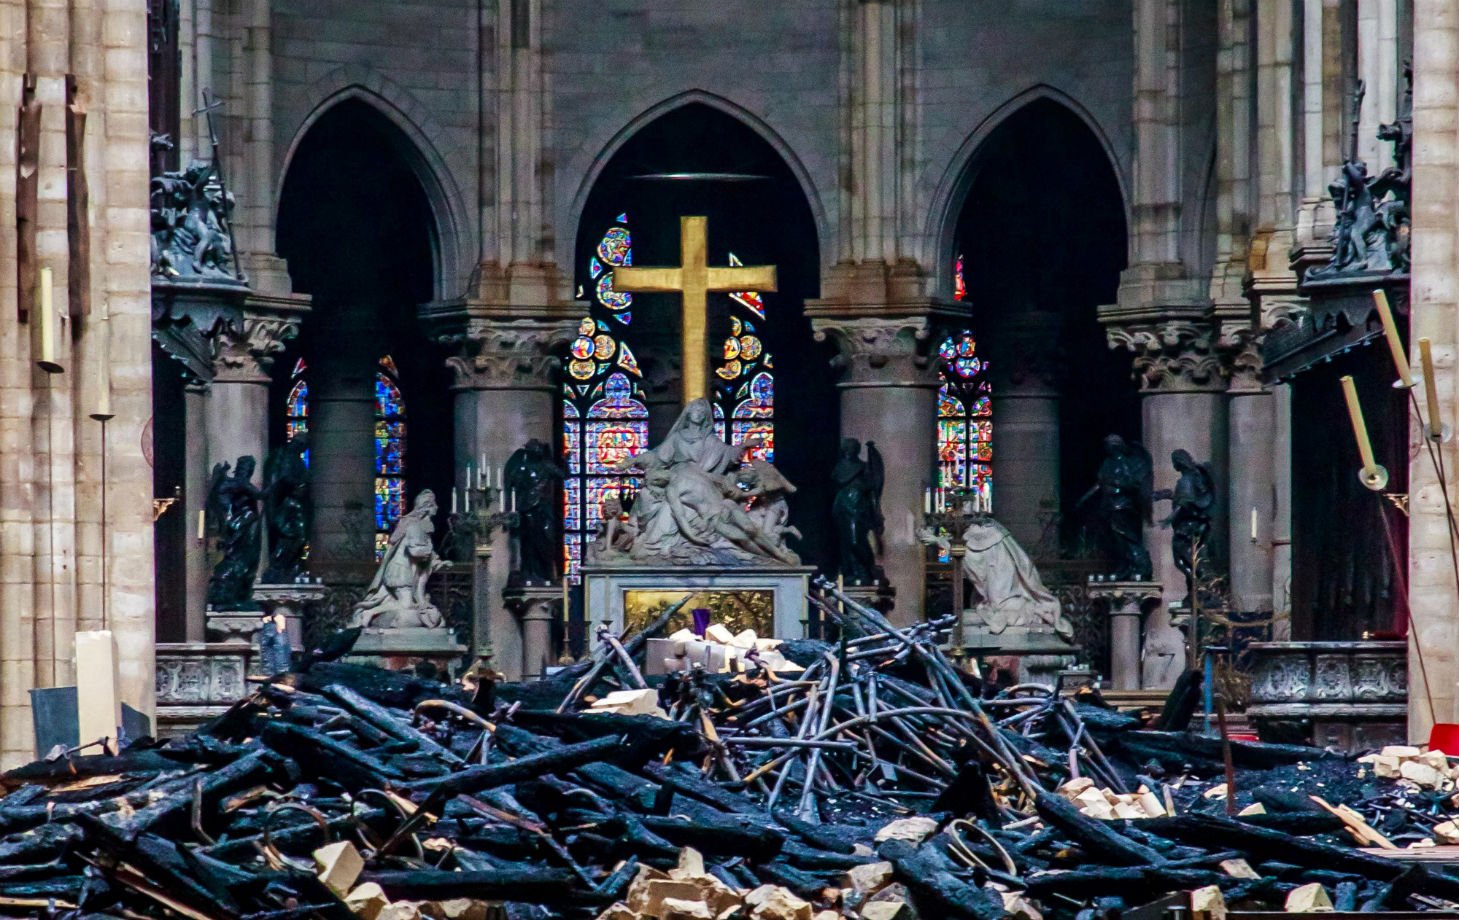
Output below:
[506,438,566,583]
[150,160,238,280]
[1308,73,1412,280]
[1154,449,1216,597]
[206,456,264,608]
[1081,435,1153,581]
[262,435,311,583]
[830,438,884,583]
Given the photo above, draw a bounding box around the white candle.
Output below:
[1250,506,1258,541]
[466,461,474,492]
[510,489,516,513]
[37,266,61,373]
[452,488,458,514]
[924,488,931,514]
[196,509,206,541]
[480,453,488,483]
[464,486,471,513]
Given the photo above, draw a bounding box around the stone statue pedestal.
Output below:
[504,584,563,680]
[961,622,1077,688]
[583,564,816,638]
[1086,580,1163,691]
[348,627,466,673]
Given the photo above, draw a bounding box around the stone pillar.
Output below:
[812,316,940,626]
[986,313,1062,551]
[1107,319,1229,603]
[1225,339,1275,613]
[1408,0,1459,740]
[207,312,297,474]
[438,317,572,678]
[309,334,376,567]
[184,383,210,640]
[1271,382,1294,636]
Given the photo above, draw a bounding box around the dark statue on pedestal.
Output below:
[506,438,566,583]
[1307,70,1412,281]
[1083,435,1154,581]
[207,456,263,608]
[150,158,239,281]
[262,436,311,583]
[1154,449,1216,597]
[830,438,884,583]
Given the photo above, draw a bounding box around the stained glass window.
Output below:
[375,356,407,559]
[937,330,992,503]
[714,254,774,462]
[286,358,309,465]
[563,216,648,580]
[953,254,967,302]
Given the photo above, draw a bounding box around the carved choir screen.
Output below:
[286,358,309,454]
[375,356,407,559]
[713,256,775,462]
[562,216,650,581]
[937,330,992,501]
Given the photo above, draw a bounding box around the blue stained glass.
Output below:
[590,257,604,279]
[935,331,992,499]
[374,360,407,557]
[614,312,632,325]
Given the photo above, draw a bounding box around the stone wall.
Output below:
[1409,0,1459,741]
[0,0,155,766]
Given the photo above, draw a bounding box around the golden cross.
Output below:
[613,215,777,404]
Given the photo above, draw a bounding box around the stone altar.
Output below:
[583,564,815,638]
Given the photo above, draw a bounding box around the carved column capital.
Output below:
[1220,325,1267,393]
[811,316,941,388]
[212,312,300,383]
[1105,318,1227,393]
[437,317,576,391]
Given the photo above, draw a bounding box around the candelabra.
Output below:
[921,485,991,660]
[450,461,519,661]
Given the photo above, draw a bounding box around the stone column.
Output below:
[812,316,940,626]
[207,312,297,475]
[184,382,210,640]
[1408,0,1459,740]
[308,332,376,568]
[1225,338,1275,613]
[438,317,572,679]
[1107,319,1229,603]
[986,313,1062,551]
[1270,381,1294,636]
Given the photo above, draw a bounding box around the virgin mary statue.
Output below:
[352,489,446,628]
[603,398,799,566]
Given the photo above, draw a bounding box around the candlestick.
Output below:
[37,267,62,374]
[1341,374,1388,489]
[90,315,114,420]
[1420,337,1444,440]
[1373,289,1413,387]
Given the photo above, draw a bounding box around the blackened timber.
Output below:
[1033,789,1168,866]
[258,721,403,791]
[402,734,632,804]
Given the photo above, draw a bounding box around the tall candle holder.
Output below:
[450,463,518,661]
[921,484,992,661]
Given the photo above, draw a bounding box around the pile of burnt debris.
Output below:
[5,591,1459,920]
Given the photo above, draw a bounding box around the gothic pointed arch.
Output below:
[277,70,471,298]
[566,90,830,270]
[928,86,1131,296]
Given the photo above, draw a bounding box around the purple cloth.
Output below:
[691,607,712,637]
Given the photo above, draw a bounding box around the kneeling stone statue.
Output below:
[351,489,446,629]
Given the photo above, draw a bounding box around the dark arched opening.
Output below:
[949,98,1134,556]
[273,100,453,576]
